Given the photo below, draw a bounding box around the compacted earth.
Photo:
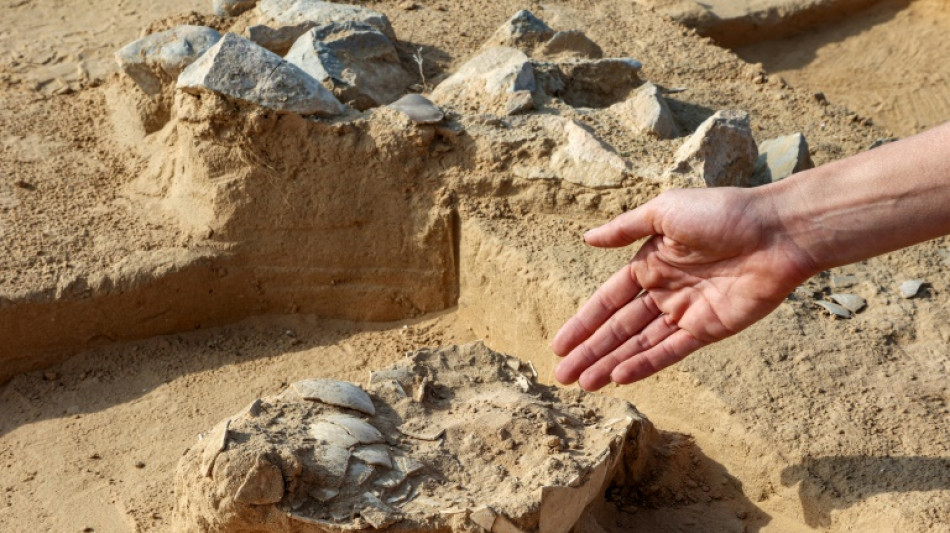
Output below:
[1,0,949,532]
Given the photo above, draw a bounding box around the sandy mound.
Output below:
[174,342,651,532]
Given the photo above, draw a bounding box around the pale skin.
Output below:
[552,121,950,391]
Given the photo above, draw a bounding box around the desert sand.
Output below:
[1,0,949,532]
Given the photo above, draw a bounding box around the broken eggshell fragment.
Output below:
[292,378,376,415]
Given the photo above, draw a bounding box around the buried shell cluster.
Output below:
[175,342,650,533]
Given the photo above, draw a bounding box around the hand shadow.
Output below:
[781,455,950,528]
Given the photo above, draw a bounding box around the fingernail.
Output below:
[583,229,595,241]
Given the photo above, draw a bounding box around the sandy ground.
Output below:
[1,0,950,532]
[736,0,950,136]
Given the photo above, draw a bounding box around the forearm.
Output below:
[762,122,950,273]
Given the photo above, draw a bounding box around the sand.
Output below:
[1,1,949,532]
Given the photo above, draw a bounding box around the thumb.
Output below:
[584,201,659,248]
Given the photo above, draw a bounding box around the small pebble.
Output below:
[899,280,925,299]
[43,371,58,381]
[134,461,146,469]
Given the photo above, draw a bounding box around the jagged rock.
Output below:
[116,26,222,95]
[213,0,257,16]
[534,57,643,108]
[484,10,554,50]
[609,82,679,139]
[387,93,444,124]
[669,110,758,187]
[538,30,603,59]
[174,342,651,533]
[505,90,534,115]
[753,132,815,183]
[284,23,411,110]
[511,116,629,188]
[248,0,395,54]
[431,47,535,114]
[176,33,344,116]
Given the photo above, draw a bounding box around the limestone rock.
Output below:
[669,110,758,187]
[753,133,815,183]
[173,342,652,533]
[538,30,603,59]
[176,33,344,116]
[534,57,643,108]
[116,26,222,95]
[511,116,629,188]
[431,47,536,114]
[285,23,411,110]
[484,10,554,50]
[213,0,257,16]
[387,93,444,124]
[248,0,395,54]
[505,90,534,115]
[609,82,679,139]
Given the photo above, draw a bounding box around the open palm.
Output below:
[552,187,817,390]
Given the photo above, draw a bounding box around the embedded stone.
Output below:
[431,47,535,114]
[388,93,444,124]
[116,25,222,95]
[234,457,285,505]
[484,10,554,50]
[291,378,375,415]
[212,0,257,16]
[505,90,535,115]
[176,33,345,116]
[669,110,758,187]
[538,30,603,59]
[609,81,679,139]
[523,117,629,188]
[248,0,395,54]
[753,132,815,183]
[284,22,411,109]
[534,57,643,107]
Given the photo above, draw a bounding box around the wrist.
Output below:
[750,171,827,280]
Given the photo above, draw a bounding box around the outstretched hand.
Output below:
[552,187,817,391]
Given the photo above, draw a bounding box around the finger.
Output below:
[584,201,659,248]
[578,315,679,391]
[551,264,642,357]
[610,330,705,384]
[553,293,661,385]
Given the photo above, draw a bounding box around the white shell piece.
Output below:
[200,419,230,477]
[393,455,425,476]
[292,379,376,415]
[470,507,497,529]
[323,413,384,444]
[900,279,925,299]
[354,444,393,468]
[816,300,852,319]
[374,469,406,489]
[309,487,339,502]
[315,444,351,482]
[310,421,359,448]
[346,461,375,485]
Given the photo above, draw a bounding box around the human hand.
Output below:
[552,187,817,390]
